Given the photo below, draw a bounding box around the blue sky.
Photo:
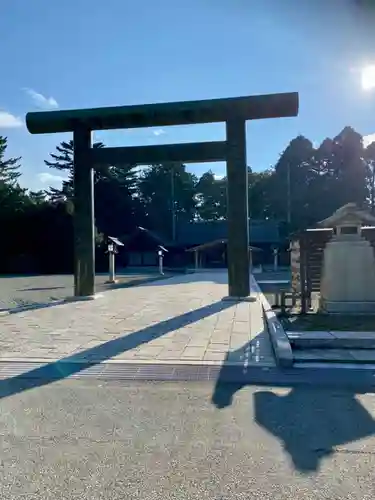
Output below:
[1,0,375,191]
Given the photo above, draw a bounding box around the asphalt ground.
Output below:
[0,379,374,499]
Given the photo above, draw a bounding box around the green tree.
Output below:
[268,128,370,233]
[94,163,144,237]
[0,136,27,218]
[248,168,274,220]
[269,135,316,230]
[311,127,369,221]
[28,190,47,205]
[194,170,227,221]
[365,139,375,213]
[138,163,197,239]
[326,127,368,207]
[192,167,274,222]
[44,139,106,201]
[0,136,21,184]
[45,139,143,238]
[0,181,28,215]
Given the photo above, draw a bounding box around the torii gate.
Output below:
[26,92,299,299]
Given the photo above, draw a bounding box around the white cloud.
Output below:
[364,133,375,148]
[0,110,23,128]
[38,172,68,185]
[361,65,375,91]
[214,174,224,180]
[24,88,58,110]
[153,128,165,136]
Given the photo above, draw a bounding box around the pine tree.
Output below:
[44,139,105,201]
[0,136,21,184]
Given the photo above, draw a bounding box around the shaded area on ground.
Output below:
[0,272,175,312]
[212,379,375,473]
[1,380,375,498]
[0,299,234,401]
[253,388,375,472]
[0,268,291,312]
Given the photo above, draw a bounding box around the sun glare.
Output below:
[361,65,375,90]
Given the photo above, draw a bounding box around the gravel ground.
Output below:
[0,379,375,499]
[0,273,170,312]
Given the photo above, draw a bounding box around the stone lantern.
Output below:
[319,203,375,314]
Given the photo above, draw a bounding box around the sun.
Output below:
[361,65,375,90]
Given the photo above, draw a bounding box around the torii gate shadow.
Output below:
[211,351,375,473]
[0,299,235,400]
[250,387,375,472]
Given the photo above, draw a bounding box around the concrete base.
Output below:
[221,295,257,303]
[65,293,104,303]
[320,300,375,314]
[105,279,118,284]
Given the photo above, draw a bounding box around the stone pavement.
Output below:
[0,271,275,367]
[0,272,170,312]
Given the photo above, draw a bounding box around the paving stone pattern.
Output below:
[0,273,166,312]
[0,271,275,367]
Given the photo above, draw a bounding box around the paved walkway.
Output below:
[0,271,275,367]
[0,272,169,312]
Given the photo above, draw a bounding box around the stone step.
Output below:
[287,331,375,350]
[293,348,375,364]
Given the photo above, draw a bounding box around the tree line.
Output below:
[1,126,375,273]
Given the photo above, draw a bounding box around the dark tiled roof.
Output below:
[176,219,280,246]
[125,227,172,250]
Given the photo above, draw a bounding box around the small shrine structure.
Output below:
[318,203,375,313]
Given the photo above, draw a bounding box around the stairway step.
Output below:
[287,331,375,350]
[293,348,375,364]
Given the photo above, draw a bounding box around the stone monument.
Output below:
[319,203,375,313]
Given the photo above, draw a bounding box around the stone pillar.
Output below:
[73,127,95,297]
[109,252,115,283]
[225,119,250,297]
[273,247,279,271]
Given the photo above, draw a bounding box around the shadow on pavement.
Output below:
[142,269,291,288]
[255,388,375,473]
[16,286,67,292]
[212,381,375,473]
[96,274,175,291]
[0,299,235,400]
[1,275,174,315]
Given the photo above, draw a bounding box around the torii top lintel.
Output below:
[25,92,299,135]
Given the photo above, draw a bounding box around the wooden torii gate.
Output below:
[26,92,299,299]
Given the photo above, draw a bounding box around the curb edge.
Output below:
[251,275,293,368]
